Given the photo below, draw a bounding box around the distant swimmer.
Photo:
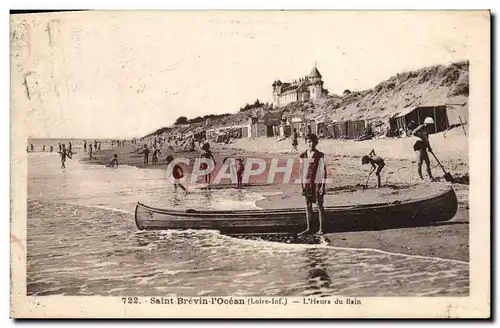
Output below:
[68,142,72,153]
[84,140,87,152]
[362,149,385,188]
[98,142,101,151]
[42,145,46,152]
[50,145,53,152]
[166,155,187,194]
[108,154,119,168]
[58,143,62,152]
[30,144,34,152]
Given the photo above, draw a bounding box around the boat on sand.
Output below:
[134,186,458,234]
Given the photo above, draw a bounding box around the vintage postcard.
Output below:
[10,10,490,318]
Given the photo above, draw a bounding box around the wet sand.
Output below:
[86,135,469,262]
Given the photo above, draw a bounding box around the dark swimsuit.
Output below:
[299,150,326,204]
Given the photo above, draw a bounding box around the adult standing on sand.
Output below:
[200,142,216,185]
[299,133,327,235]
[412,117,436,182]
[292,129,299,151]
[140,144,151,165]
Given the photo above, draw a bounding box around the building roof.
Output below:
[309,66,322,78]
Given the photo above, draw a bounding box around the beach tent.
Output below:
[444,103,468,128]
[391,105,449,135]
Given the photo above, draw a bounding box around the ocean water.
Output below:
[27,151,469,296]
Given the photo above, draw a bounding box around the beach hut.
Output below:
[248,117,268,138]
[391,105,449,135]
[328,121,348,139]
[310,114,332,137]
[289,117,305,136]
[263,112,282,137]
[345,120,366,139]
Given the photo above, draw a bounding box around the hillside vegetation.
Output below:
[143,61,469,139]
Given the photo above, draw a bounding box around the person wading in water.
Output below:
[299,133,327,235]
[412,117,437,182]
[59,144,72,169]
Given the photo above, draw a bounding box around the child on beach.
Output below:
[109,154,119,168]
[362,149,385,188]
[200,142,216,185]
[299,133,327,235]
[166,155,187,194]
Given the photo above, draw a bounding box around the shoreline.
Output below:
[82,139,469,262]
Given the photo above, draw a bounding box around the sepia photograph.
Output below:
[10,9,490,318]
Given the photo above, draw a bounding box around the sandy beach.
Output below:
[86,127,469,262]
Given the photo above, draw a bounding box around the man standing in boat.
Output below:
[299,133,327,235]
[412,117,436,182]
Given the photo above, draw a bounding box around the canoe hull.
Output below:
[134,187,458,234]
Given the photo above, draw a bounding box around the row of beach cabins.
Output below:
[175,104,466,144]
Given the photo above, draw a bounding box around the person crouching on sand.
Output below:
[166,155,188,194]
[109,154,119,168]
[362,149,385,188]
[412,117,436,182]
[299,133,327,235]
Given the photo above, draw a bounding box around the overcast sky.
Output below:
[11,11,486,138]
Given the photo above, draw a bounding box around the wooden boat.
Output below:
[134,186,458,234]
